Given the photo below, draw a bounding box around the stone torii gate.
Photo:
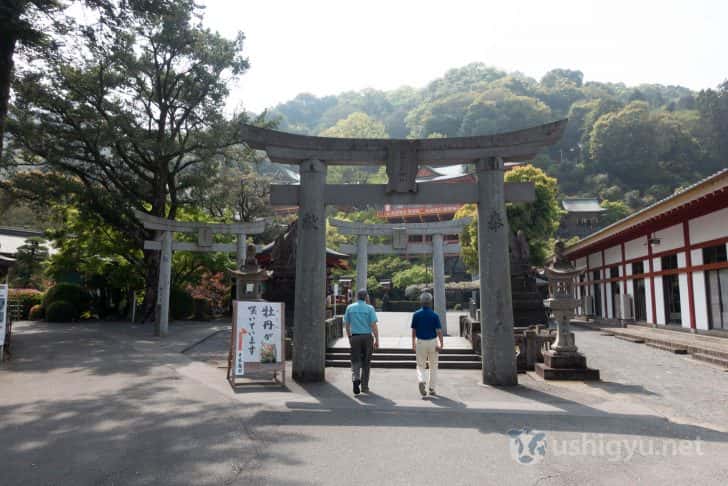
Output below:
[136,210,267,337]
[330,217,472,334]
[239,119,566,385]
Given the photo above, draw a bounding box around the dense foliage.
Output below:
[272,63,727,209]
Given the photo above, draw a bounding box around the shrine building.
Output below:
[566,169,728,332]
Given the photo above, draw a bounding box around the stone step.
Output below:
[645,342,688,354]
[613,335,646,344]
[325,359,482,369]
[326,347,473,355]
[326,352,480,362]
[691,352,728,369]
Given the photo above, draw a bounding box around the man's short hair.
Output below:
[420,292,433,306]
[357,289,369,301]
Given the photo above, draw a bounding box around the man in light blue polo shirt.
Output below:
[344,289,380,395]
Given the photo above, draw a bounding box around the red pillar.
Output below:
[647,235,657,324]
[683,221,696,330]
[601,249,608,319]
[621,242,627,293]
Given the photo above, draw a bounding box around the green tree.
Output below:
[5,0,251,320]
[459,89,552,136]
[600,200,631,226]
[0,0,63,156]
[320,112,388,184]
[456,165,562,272]
[392,264,429,289]
[9,236,49,288]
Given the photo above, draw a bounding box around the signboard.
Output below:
[0,284,7,348]
[228,300,285,386]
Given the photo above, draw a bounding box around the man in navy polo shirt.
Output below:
[411,292,443,396]
[344,289,380,395]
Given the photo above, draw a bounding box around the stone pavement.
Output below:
[2,319,728,485]
[573,319,728,368]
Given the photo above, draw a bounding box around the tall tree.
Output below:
[0,0,62,156]
[5,0,251,320]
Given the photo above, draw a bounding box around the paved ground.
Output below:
[2,318,728,485]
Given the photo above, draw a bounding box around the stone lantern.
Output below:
[229,243,270,301]
[535,241,600,380]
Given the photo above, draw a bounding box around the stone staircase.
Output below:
[325,346,482,369]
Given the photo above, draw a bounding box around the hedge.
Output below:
[29,304,45,320]
[8,288,43,320]
[46,301,76,322]
[170,287,195,320]
[43,283,91,319]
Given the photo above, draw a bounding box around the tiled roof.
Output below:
[561,198,606,213]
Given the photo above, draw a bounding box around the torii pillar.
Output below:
[356,235,368,291]
[477,157,517,386]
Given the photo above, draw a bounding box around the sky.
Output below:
[199,0,728,114]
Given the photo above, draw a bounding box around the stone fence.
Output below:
[325,316,344,347]
[459,314,555,372]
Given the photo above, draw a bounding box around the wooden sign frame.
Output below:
[227,301,286,387]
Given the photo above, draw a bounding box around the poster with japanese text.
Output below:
[0,284,7,347]
[232,301,283,376]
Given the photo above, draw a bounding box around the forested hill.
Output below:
[269,63,727,210]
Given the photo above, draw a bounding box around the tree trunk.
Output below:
[0,34,17,157]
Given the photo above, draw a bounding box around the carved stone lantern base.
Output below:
[536,350,600,380]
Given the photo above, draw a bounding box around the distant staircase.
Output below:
[325,346,482,369]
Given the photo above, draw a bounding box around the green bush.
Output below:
[43,283,91,318]
[28,304,44,320]
[453,304,462,311]
[193,298,211,320]
[8,288,44,319]
[170,287,194,320]
[46,301,77,322]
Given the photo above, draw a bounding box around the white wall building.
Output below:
[565,169,728,332]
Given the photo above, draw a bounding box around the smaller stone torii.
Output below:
[135,210,267,336]
[330,217,472,334]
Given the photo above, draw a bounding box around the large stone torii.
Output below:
[240,119,567,385]
[330,217,472,335]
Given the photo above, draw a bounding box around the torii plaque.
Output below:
[239,119,567,385]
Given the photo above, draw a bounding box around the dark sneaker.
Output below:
[418,382,426,396]
[429,388,436,396]
[353,380,361,395]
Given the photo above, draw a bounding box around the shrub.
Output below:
[453,304,462,311]
[43,283,91,318]
[8,288,43,320]
[170,287,194,320]
[193,298,211,320]
[28,304,44,320]
[46,301,76,322]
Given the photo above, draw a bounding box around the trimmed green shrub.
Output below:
[193,298,212,320]
[8,288,44,319]
[28,304,44,320]
[170,287,194,320]
[43,283,91,318]
[46,301,76,322]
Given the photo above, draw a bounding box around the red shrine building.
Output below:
[566,169,728,332]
